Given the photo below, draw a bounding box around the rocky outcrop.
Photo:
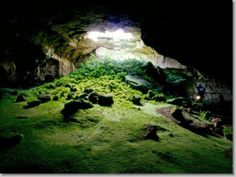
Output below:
[0,59,16,85]
[0,6,189,87]
[61,99,94,121]
[125,75,153,93]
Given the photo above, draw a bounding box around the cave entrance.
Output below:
[82,27,158,62]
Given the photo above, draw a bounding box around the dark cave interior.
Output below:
[0,0,232,87]
[0,1,233,173]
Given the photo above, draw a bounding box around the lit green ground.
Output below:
[0,59,232,173]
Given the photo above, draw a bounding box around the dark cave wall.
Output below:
[0,0,232,88]
[139,1,232,88]
[0,1,232,88]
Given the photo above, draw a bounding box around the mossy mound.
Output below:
[0,58,232,173]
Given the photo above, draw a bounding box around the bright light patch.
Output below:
[87,29,134,42]
[95,47,138,61]
[196,95,201,100]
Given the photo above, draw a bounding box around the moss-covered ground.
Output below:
[0,58,232,173]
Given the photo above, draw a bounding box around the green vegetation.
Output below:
[0,58,232,173]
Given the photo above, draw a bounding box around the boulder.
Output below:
[145,90,155,100]
[211,118,223,128]
[53,95,59,101]
[23,100,41,109]
[16,94,26,102]
[171,107,191,125]
[75,93,88,100]
[97,94,114,106]
[171,107,183,120]
[211,118,224,136]
[125,75,152,93]
[61,99,93,119]
[189,122,212,135]
[142,61,165,83]
[83,88,94,94]
[88,92,99,104]
[153,94,166,102]
[143,124,159,141]
[37,94,51,103]
[167,97,186,106]
[131,95,142,106]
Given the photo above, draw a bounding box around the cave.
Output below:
[0,0,233,174]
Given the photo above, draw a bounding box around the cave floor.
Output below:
[0,93,232,173]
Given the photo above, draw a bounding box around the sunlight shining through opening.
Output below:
[87,29,134,42]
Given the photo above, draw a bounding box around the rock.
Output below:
[154,56,186,69]
[211,118,223,135]
[145,90,155,100]
[61,99,93,119]
[189,122,212,135]
[125,75,152,93]
[142,61,165,83]
[167,97,186,106]
[23,100,41,109]
[83,88,94,94]
[53,95,59,101]
[131,95,142,106]
[0,133,24,148]
[143,124,159,141]
[88,92,99,104]
[35,58,59,83]
[171,107,190,125]
[88,92,113,106]
[171,107,183,119]
[153,94,166,102]
[44,74,54,82]
[97,94,114,106]
[16,94,26,102]
[75,93,88,100]
[0,59,16,86]
[37,94,51,103]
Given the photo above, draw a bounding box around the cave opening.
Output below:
[0,0,232,174]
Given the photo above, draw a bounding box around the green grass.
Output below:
[0,58,232,173]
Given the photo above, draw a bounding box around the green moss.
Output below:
[163,69,187,82]
[0,58,232,173]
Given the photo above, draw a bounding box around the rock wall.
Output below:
[0,6,232,113]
